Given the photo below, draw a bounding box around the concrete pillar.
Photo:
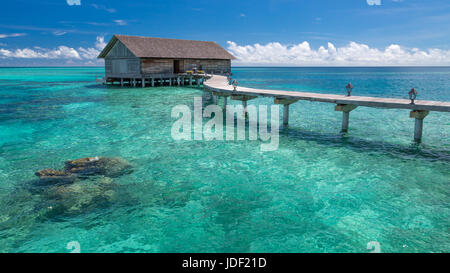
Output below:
[410,110,429,143]
[151,78,155,87]
[283,104,290,126]
[274,98,299,127]
[120,78,124,87]
[142,78,145,88]
[243,100,248,118]
[133,78,136,87]
[342,111,350,133]
[169,78,172,86]
[335,104,357,133]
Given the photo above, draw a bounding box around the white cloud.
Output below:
[114,20,127,26]
[0,36,106,61]
[367,0,381,5]
[0,46,80,59]
[53,31,67,36]
[0,33,26,39]
[95,36,106,50]
[91,4,116,13]
[66,0,81,6]
[227,41,450,66]
[77,47,99,59]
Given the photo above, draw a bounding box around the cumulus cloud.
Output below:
[367,0,381,5]
[0,46,80,59]
[227,41,450,66]
[95,36,106,50]
[66,0,81,6]
[0,36,106,61]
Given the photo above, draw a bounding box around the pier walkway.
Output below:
[203,75,450,142]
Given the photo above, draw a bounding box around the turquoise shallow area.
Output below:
[0,67,449,253]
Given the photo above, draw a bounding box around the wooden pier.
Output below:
[203,75,450,142]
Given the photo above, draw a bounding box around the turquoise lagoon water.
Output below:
[0,67,449,253]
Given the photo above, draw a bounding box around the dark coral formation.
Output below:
[27,156,133,216]
[35,157,133,184]
[64,157,133,178]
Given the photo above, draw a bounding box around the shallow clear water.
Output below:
[0,67,448,253]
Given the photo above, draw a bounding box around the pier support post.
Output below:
[230,95,257,118]
[151,78,155,87]
[283,104,290,126]
[169,78,172,86]
[142,78,145,88]
[212,91,231,112]
[190,76,193,86]
[335,104,358,133]
[120,78,124,87]
[274,98,299,126]
[410,110,429,142]
[243,100,248,118]
[223,96,228,112]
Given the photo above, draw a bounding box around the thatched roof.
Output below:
[98,35,236,60]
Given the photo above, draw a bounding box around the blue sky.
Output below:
[1,0,450,66]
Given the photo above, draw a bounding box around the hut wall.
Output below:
[141,59,173,75]
[104,40,140,77]
[184,59,231,74]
